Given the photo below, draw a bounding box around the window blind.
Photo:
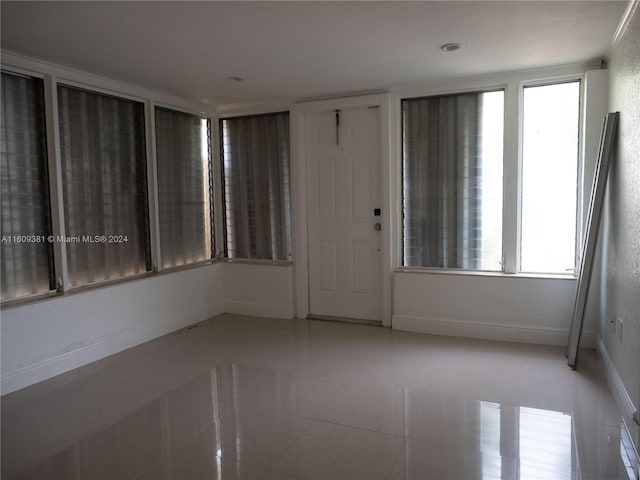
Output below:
[57,85,150,286]
[221,112,291,261]
[155,107,213,268]
[402,91,503,270]
[1,71,55,300]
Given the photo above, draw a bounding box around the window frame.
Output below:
[0,69,56,301]
[219,111,293,263]
[56,82,152,287]
[400,87,506,272]
[0,65,70,305]
[517,78,584,275]
[153,105,215,270]
[397,73,586,278]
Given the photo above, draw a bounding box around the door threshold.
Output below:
[306,314,382,327]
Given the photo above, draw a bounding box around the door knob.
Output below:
[373,223,381,231]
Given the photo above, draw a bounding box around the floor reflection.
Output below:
[1,315,626,480]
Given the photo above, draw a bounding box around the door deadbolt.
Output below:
[373,223,381,231]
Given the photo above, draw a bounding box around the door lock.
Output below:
[373,223,381,231]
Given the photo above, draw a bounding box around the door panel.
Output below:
[306,107,381,321]
[352,154,371,219]
[317,155,336,219]
[319,241,337,292]
[353,241,372,294]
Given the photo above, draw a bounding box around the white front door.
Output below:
[306,106,382,322]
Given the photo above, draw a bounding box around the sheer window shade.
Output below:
[1,71,55,300]
[221,113,291,261]
[155,107,213,268]
[57,85,150,286]
[402,91,504,270]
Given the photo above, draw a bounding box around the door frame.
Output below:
[291,94,395,327]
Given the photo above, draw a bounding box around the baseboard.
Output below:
[392,314,596,348]
[307,314,382,326]
[0,301,225,395]
[598,338,638,424]
[224,300,295,319]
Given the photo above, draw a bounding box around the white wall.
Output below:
[223,262,295,318]
[394,272,594,346]
[598,0,640,452]
[0,260,296,395]
[1,264,225,394]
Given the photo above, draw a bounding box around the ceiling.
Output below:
[1,1,628,106]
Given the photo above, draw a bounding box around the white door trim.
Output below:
[291,94,394,327]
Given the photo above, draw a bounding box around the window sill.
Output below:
[156,258,220,275]
[222,258,293,267]
[395,267,577,281]
[1,257,294,310]
[1,260,224,310]
[0,289,60,310]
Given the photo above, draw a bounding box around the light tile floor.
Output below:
[1,314,627,479]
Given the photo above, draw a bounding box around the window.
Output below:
[402,90,504,270]
[520,81,580,274]
[155,107,213,268]
[57,85,150,286]
[220,112,291,261]
[1,71,55,300]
